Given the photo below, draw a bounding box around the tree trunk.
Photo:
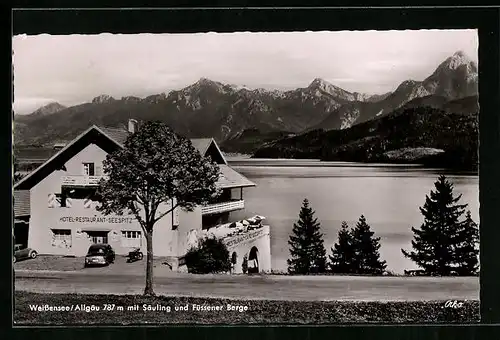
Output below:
[144,230,155,296]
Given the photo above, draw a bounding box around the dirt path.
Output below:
[15,270,479,301]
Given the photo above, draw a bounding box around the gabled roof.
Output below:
[218,165,255,188]
[14,125,250,191]
[97,126,130,146]
[14,125,107,190]
[190,138,213,156]
[191,138,228,165]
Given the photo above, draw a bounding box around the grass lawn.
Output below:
[14,291,479,325]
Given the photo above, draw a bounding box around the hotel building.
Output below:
[13,120,271,273]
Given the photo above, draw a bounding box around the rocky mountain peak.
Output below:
[432,51,477,75]
[92,94,115,104]
[183,77,229,94]
[421,51,478,99]
[196,77,216,85]
[308,78,332,90]
[306,77,353,99]
[30,102,67,116]
[395,79,420,92]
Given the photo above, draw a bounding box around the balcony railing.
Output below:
[61,175,108,187]
[201,200,244,215]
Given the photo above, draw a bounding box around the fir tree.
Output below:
[402,175,469,276]
[287,198,327,274]
[351,215,387,275]
[453,210,479,276]
[329,221,355,274]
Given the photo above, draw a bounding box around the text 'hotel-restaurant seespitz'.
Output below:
[13,119,271,273]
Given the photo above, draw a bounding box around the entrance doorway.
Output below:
[14,222,29,248]
[248,246,259,274]
[86,231,109,244]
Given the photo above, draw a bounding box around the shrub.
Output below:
[185,236,231,274]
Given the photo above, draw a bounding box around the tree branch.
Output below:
[153,202,179,224]
[128,202,146,228]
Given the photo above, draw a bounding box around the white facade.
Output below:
[14,125,272,273]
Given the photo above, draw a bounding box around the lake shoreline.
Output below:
[245,155,478,172]
[230,158,479,274]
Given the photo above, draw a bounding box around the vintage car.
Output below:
[84,244,115,267]
[13,244,38,263]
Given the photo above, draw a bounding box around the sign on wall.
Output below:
[59,215,135,224]
[224,228,266,248]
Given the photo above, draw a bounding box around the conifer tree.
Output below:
[329,221,355,274]
[402,175,469,276]
[453,210,479,276]
[351,215,387,275]
[287,198,327,274]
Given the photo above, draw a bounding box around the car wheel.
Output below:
[138,253,143,260]
[13,256,16,264]
[30,251,38,259]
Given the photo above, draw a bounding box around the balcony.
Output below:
[61,175,108,188]
[201,200,244,216]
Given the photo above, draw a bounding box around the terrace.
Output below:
[61,175,109,188]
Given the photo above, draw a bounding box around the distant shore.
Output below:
[228,154,478,173]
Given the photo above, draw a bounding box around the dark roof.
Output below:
[14,190,30,217]
[14,125,251,191]
[218,165,256,188]
[96,126,131,146]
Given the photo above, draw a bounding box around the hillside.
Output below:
[308,51,478,131]
[219,129,296,155]
[13,78,366,146]
[253,105,478,170]
[14,51,478,151]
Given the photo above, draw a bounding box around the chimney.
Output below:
[128,119,138,133]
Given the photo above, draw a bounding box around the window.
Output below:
[56,193,67,207]
[83,163,95,176]
[121,230,142,248]
[51,229,72,248]
[86,231,108,244]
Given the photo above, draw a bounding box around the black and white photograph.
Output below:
[12,27,479,324]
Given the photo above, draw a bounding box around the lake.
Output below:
[228,158,479,274]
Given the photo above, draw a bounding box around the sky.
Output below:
[12,30,478,114]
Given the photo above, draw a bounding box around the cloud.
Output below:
[12,30,478,114]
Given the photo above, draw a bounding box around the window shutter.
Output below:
[83,195,92,209]
[48,194,55,208]
[55,194,62,207]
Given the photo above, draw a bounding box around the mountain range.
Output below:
[14,51,478,164]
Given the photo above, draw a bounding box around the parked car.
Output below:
[13,244,38,263]
[84,244,115,267]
